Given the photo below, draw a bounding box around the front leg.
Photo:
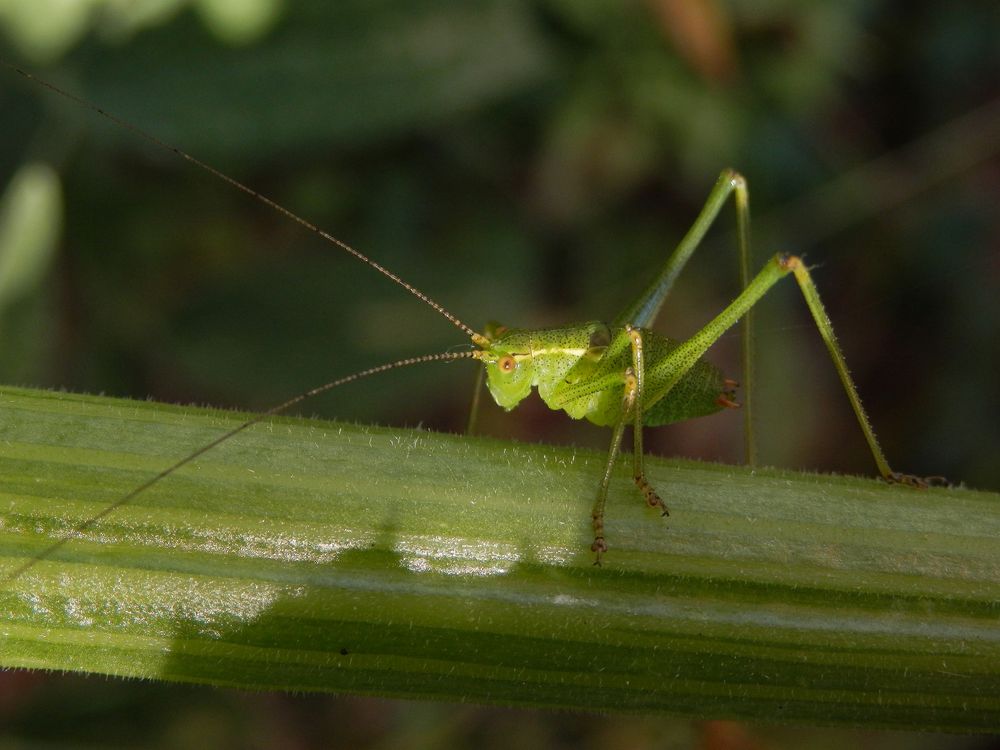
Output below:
[591,326,668,564]
[592,415,627,565]
[626,326,669,517]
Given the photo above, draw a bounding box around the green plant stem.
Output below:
[1,385,997,730]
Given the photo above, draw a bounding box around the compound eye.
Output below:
[498,355,517,373]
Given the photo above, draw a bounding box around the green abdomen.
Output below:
[640,342,727,426]
[542,325,729,428]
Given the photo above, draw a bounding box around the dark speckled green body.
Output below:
[470,173,918,560]
[466,174,803,561]
[482,322,726,428]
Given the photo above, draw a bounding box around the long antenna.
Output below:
[2,60,489,348]
[2,350,479,585]
[1,61,493,583]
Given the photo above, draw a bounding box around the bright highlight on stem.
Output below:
[1,386,998,731]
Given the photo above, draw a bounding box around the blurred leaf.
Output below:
[0,162,61,316]
[193,0,285,45]
[71,0,554,158]
[649,0,738,82]
[0,0,101,63]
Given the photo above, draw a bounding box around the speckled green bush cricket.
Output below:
[4,64,933,580]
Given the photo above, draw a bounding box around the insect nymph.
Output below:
[3,65,931,579]
[468,197,927,562]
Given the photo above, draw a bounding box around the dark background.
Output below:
[1,1,998,747]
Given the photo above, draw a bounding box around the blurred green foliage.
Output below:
[0,163,60,316]
[1,0,999,745]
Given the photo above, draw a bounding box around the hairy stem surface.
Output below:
[1,386,997,731]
